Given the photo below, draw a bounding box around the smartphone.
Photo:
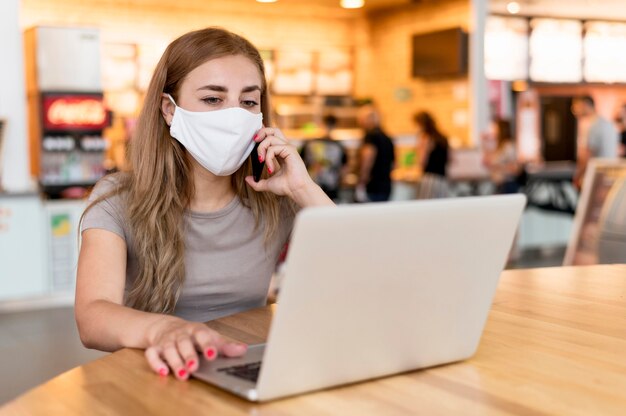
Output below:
[251,141,264,182]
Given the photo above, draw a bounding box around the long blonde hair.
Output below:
[84,28,284,314]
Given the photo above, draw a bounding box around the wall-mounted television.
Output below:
[412,28,468,78]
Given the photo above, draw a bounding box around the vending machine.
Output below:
[38,92,109,196]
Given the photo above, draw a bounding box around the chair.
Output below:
[598,178,626,264]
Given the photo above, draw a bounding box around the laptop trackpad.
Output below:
[195,343,266,384]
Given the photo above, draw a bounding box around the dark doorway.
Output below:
[540,96,577,162]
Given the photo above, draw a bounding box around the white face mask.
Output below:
[166,94,263,176]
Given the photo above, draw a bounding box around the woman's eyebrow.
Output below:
[197,85,227,92]
[196,85,261,93]
[241,85,261,93]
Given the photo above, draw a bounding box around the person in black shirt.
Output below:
[414,111,449,199]
[356,106,395,202]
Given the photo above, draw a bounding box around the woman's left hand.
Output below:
[245,127,334,207]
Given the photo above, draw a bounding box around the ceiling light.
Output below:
[507,2,521,14]
[256,0,278,3]
[341,0,364,9]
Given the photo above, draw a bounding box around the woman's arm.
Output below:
[358,143,377,188]
[75,229,246,380]
[418,136,430,170]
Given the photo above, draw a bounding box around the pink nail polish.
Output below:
[178,369,187,378]
[268,167,273,174]
[187,360,196,369]
[159,368,168,376]
[258,154,263,163]
[253,134,258,141]
[205,348,216,359]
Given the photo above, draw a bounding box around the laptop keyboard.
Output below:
[217,361,261,383]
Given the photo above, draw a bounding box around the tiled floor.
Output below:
[0,246,566,406]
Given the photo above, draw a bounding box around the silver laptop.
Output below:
[193,194,526,401]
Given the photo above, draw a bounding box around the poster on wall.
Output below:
[584,21,626,83]
[564,159,626,265]
[272,50,314,95]
[102,43,141,116]
[530,18,583,83]
[102,43,137,91]
[315,49,353,96]
[45,201,87,292]
[484,16,529,81]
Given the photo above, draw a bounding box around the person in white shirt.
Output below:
[571,95,619,189]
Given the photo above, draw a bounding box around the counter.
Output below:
[0,193,85,310]
[0,193,47,301]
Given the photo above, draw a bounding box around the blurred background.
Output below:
[1,0,626,404]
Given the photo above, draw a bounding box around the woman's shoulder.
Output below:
[89,172,128,200]
[82,173,131,240]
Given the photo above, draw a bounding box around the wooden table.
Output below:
[3,265,626,415]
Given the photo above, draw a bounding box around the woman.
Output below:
[75,28,333,382]
[483,118,520,194]
[414,111,449,199]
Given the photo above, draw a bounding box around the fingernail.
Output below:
[205,348,217,360]
[178,369,187,378]
[186,360,196,369]
[268,167,273,174]
[253,134,258,141]
[258,154,263,163]
[159,368,168,376]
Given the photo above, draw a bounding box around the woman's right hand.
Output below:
[144,317,248,380]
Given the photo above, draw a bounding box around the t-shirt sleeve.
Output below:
[363,132,375,146]
[587,126,601,154]
[81,176,127,241]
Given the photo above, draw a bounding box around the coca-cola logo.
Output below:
[43,95,109,131]
[47,99,106,126]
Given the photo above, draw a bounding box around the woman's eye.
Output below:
[201,97,222,105]
[241,100,259,108]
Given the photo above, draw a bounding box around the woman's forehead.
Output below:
[183,55,262,90]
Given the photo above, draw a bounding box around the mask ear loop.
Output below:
[166,93,178,107]
[164,94,178,127]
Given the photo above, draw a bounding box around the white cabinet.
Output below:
[0,194,47,300]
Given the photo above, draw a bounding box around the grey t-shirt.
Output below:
[587,117,619,158]
[81,176,295,322]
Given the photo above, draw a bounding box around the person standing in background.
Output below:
[414,111,449,199]
[300,115,348,202]
[482,118,520,194]
[618,104,626,157]
[356,106,395,202]
[571,96,619,189]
